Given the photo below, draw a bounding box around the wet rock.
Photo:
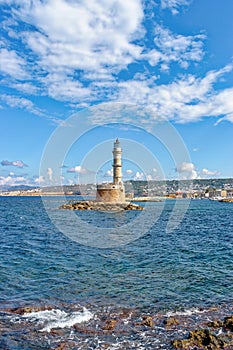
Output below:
[223,316,233,331]
[172,329,225,349]
[207,320,224,328]
[3,305,53,315]
[54,342,76,350]
[164,317,179,327]
[140,315,154,327]
[119,308,132,319]
[54,343,66,350]
[73,324,102,335]
[103,319,118,330]
[50,329,66,337]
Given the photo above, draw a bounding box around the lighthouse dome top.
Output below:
[114,138,121,150]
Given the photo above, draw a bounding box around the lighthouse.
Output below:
[96,139,125,203]
[113,138,122,185]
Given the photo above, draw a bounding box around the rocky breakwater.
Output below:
[60,201,143,211]
[219,198,233,203]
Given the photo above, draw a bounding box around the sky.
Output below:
[0,0,233,188]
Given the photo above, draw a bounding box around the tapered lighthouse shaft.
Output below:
[112,138,122,185]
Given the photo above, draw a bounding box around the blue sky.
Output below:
[0,0,233,187]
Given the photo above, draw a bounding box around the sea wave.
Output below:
[165,307,206,317]
[12,307,93,332]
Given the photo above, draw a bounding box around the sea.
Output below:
[0,196,232,349]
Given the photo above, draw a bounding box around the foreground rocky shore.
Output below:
[60,201,144,211]
[172,315,233,349]
[1,303,233,349]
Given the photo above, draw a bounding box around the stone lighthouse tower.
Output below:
[113,138,122,185]
[96,139,125,203]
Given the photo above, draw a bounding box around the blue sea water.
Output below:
[0,197,232,349]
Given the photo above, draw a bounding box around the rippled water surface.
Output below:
[0,197,232,349]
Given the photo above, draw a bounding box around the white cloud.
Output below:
[133,171,145,180]
[0,0,146,105]
[1,159,28,167]
[200,168,220,177]
[0,175,28,187]
[0,0,232,128]
[34,175,44,183]
[11,82,39,95]
[104,169,113,177]
[0,48,28,79]
[16,0,143,73]
[114,64,233,124]
[0,94,43,116]
[176,162,221,179]
[67,165,93,175]
[0,94,63,123]
[126,169,133,174]
[145,25,205,69]
[176,161,197,179]
[46,75,91,102]
[161,0,191,15]
[47,167,53,181]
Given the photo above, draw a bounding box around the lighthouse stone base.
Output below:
[96,183,125,203]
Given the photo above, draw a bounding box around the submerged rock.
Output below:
[60,201,143,211]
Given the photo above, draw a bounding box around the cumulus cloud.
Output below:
[1,160,28,167]
[0,0,232,127]
[67,165,93,175]
[115,64,233,124]
[200,168,220,177]
[0,175,28,187]
[11,0,143,81]
[34,175,44,183]
[176,161,197,179]
[133,171,145,180]
[176,163,219,179]
[126,169,133,174]
[47,167,53,181]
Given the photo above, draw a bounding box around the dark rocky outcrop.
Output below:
[224,316,233,332]
[172,329,224,349]
[60,201,143,211]
[164,317,179,328]
[140,315,154,327]
[102,319,118,331]
[4,305,53,315]
[172,315,233,349]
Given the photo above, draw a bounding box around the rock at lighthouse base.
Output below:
[59,201,143,211]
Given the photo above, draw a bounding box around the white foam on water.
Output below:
[166,308,206,317]
[21,307,93,332]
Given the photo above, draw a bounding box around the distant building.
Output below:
[96,139,125,203]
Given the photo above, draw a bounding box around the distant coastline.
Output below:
[1,178,233,201]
